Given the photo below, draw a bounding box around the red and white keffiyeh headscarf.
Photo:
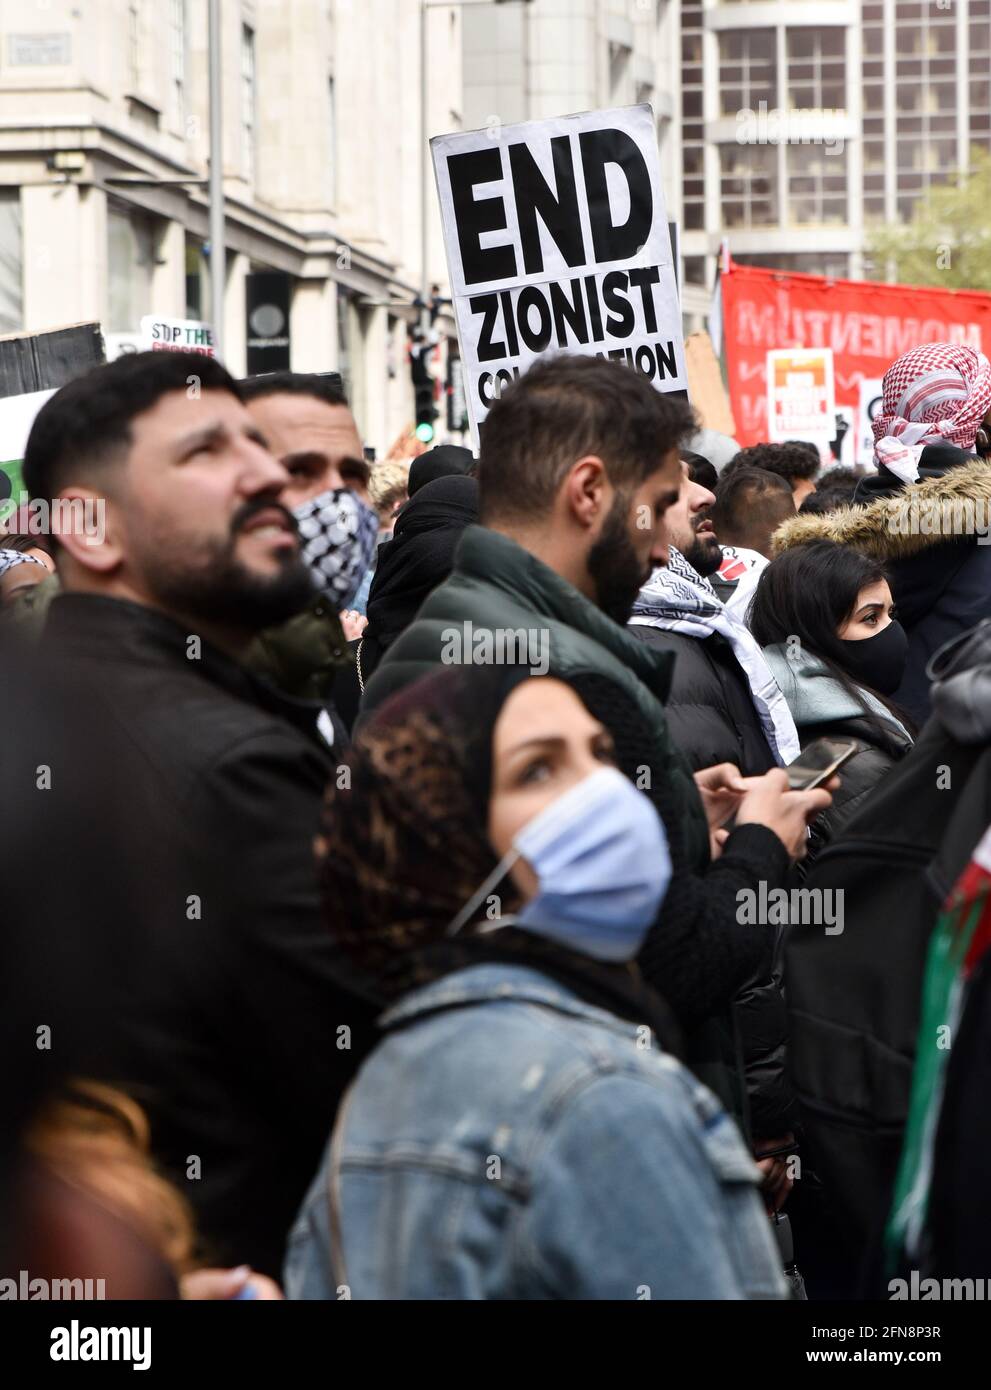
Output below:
[873,343,991,483]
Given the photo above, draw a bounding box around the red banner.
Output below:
[721,261,991,447]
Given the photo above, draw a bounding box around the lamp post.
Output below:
[208,0,225,359]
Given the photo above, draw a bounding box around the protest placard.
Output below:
[140,316,215,356]
[766,347,836,442]
[431,104,686,436]
[857,376,884,466]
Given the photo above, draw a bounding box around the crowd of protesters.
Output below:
[1,337,990,1301]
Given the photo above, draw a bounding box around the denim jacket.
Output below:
[285,963,787,1300]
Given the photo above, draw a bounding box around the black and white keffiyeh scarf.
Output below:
[294,487,380,610]
[629,546,801,766]
[0,548,45,579]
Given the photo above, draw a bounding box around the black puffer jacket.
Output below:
[628,623,792,1139]
[627,626,777,776]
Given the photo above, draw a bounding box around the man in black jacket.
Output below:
[22,351,377,1278]
[629,459,790,777]
[629,459,801,1154]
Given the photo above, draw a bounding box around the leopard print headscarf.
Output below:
[317,666,531,997]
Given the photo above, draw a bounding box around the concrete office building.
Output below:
[0,0,466,452]
[460,0,704,322]
[679,0,991,318]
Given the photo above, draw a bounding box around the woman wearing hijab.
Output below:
[773,343,991,723]
[334,474,478,730]
[284,664,789,1301]
[750,539,913,864]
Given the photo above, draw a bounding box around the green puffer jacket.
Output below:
[361,525,709,872]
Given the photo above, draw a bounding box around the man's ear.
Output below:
[52,488,123,575]
[561,456,610,530]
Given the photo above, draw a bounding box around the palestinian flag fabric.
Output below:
[887,822,991,1269]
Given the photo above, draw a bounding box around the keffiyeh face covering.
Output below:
[293,487,379,609]
[873,343,991,483]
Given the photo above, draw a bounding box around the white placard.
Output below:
[431,104,686,438]
[0,387,57,461]
[140,316,215,356]
[857,376,884,467]
[766,347,836,442]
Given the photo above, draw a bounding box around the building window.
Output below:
[185,236,207,320]
[609,42,632,105]
[241,24,257,185]
[683,255,707,287]
[681,0,705,230]
[786,145,848,225]
[786,28,846,110]
[718,29,776,118]
[719,144,778,228]
[0,189,22,334]
[107,206,159,333]
[170,0,187,126]
[732,252,850,277]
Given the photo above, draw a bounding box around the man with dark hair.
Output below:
[708,467,796,615]
[628,462,802,1162]
[359,356,826,1131]
[722,440,820,506]
[26,351,313,627]
[22,350,377,1277]
[362,356,694,710]
[241,370,379,704]
[711,468,795,559]
[241,371,356,508]
[682,450,719,494]
[797,465,864,515]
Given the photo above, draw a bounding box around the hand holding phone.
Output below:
[785,738,859,791]
[735,767,836,861]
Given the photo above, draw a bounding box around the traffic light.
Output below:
[411,333,438,443]
[415,381,437,444]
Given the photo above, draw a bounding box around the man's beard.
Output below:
[587,494,650,625]
[682,530,723,578]
[138,501,315,634]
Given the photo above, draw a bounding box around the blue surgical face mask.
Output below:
[448,766,671,963]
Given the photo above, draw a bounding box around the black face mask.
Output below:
[837,619,908,695]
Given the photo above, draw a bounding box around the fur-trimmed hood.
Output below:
[772,459,991,562]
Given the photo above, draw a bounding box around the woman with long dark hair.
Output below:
[749,539,914,858]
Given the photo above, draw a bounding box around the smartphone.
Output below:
[785,737,859,791]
